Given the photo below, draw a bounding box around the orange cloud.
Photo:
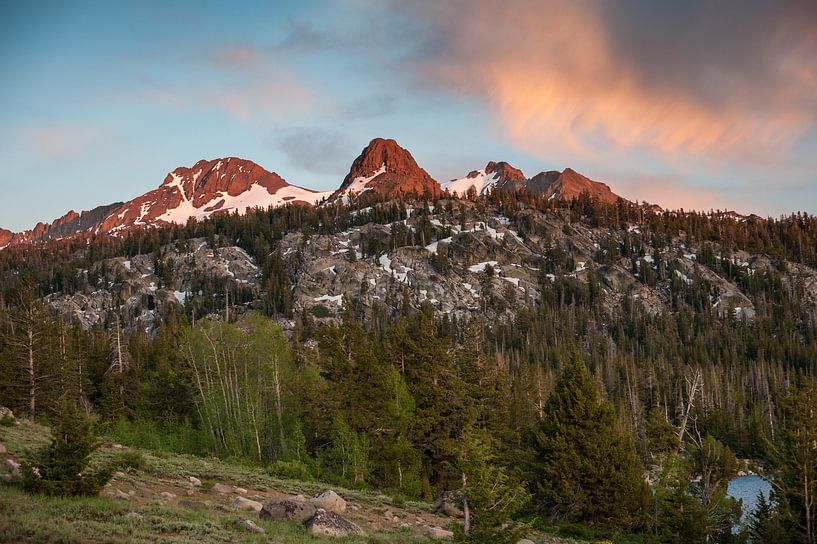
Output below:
[408,0,817,165]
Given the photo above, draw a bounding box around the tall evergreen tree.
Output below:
[529,351,649,529]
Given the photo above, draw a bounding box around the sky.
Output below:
[1,0,816,231]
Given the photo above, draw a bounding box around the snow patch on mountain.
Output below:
[442,169,500,196]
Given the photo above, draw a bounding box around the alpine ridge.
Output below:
[98,157,329,233]
[1,138,628,248]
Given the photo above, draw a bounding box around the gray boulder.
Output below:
[423,525,454,539]
[312,489,346,513]
[232,518,265,534]
[212,483,232,493]
[260,497,316,522]
[305,508,362,538]
[4,458,21,478]
[232,496,263,512]
[435,490,464,518]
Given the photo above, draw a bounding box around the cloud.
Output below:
[24,124,107,159]
[276,127,353,176]
[397,0,817,165]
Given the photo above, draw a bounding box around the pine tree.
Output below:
[767,377,817,543]
[529,351,649,529]
[455,429,530,544]
[22,399,112,496]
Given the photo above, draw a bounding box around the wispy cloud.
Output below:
[398,0,817,165]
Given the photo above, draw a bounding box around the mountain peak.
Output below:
[442,160,526,196]
[528,168,621,203]
[329,138,439,203]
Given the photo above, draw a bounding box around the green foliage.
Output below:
[22,401,111,496]
[765,377,817,543]
[645,408,679,457]
[178,312,294,462]
[111,450,148,472]
[454,429,530,544]
[651,454,709,543]
[529,352,649,530]
[748,491,785,543]
[109,417,215,456]
[325,415,371,484]
[266,460,315,481]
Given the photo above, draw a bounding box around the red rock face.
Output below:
[98,157,321,232]
[0,228,13,247]
[485,161,526,188]
[330,138,440,202]
[527,168,622,204]
[3,157,325,247]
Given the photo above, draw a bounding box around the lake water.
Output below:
[727,474,773,526]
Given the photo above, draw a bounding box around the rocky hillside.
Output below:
[41,196,817,335]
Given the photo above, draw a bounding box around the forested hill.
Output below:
[1,190,816,542]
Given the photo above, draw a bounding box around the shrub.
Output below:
[22,401,112,496]
[111,450,147,472]
[267,460,314,481]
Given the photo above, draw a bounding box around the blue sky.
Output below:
[1,0,816,230]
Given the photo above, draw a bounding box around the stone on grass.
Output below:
[232,518,265,534]
[213,483,232,494]
[435,490,464,518]
[189,476,202,487]
[0,406,14,420]
[0,442,6,454]
[4,458,21,477]
[312,489,346,513]
[423,526,454,539]
[233,486,248,494]
[232,496,263,512]
[305,508,362,538]
[160,491,176,499]
[112,489,130,500]
[260,497,316,522]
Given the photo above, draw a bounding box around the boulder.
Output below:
[0,406,14,420]
[232,496,263,512]
[435,490,464,518]
[423,526,454,539]
[189,476,202,487]
[305,508,362,538]
[232,518,265,534]
[159,491,176,499]
[312,489,346,513]
[0,443,6,454]
[112,489,130,500]
[4,458,21,478]
[260,497,316,522]
[213,483,232,494]
[233,486,248,494]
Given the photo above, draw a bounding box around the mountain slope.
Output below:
[527,168,622,203]
[328,138,440,203]
[100,158,329,232]
[442,161,526,196]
